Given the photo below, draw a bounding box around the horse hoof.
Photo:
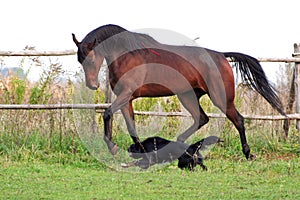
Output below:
[110,145,119,155]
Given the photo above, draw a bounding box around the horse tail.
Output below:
[223,52,285,115]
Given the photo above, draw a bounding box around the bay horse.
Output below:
[72,24,285,160]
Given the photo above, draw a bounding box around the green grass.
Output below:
[0,124,299,199]
[1,156,299,200]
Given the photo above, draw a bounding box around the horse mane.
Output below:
[83,24,127,43]
[82,24,163,53]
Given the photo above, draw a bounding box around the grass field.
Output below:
[0,116,299,199]
[1,144,299,199]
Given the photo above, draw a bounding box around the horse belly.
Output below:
[134,84,174,97]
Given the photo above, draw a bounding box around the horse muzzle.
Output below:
[86,82,99,90]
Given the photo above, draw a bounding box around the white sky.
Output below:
[1,0,300,81]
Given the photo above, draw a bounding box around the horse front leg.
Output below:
[121,100,140,144]
[176,91,208,142]
[103,90,133,155]
[103,107,118,155]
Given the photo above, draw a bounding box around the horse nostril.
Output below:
[87,84,99,90]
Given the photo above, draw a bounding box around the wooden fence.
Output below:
[1,46,300,135]
[0,103,300,121]
[0,50,76,57]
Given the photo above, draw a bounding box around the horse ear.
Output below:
[87,39,97,50]
[72,33,80,47]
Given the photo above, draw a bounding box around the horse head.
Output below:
[72,33,104,90]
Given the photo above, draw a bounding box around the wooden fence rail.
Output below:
[0,103,299,121]
[2,50,300,63]
[0,50,76,57]
[0,104,110,110]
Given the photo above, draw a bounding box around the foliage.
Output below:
[29,62,63,104]
[1,77,26,104]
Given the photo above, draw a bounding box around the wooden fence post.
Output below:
[293,44,300,136]
[104,65,113,131]
[104,66,112,104]
[283,67,295,138]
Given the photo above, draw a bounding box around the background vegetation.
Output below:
[0,54,299,199]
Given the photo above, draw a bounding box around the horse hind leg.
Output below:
[206,58,255,160]
[176,90,209,143]
[223,102,255,160]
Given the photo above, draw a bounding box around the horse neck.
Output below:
[96,41,129,66]
[103,51,125,67]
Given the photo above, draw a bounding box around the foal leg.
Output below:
[177,90,209,142]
